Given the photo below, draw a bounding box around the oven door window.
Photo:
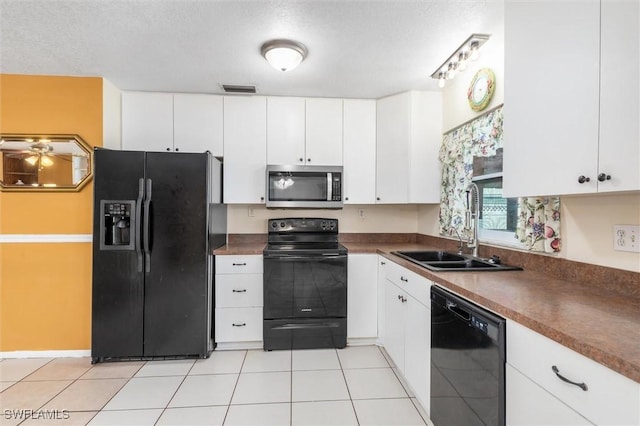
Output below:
[268,172,329,201]
[263,255,347,319]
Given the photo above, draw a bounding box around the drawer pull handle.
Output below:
[400,276,408,282]
[232,263,247,266]
[552,365,588,391]
[232,323,247,327]
[232,289,247,293]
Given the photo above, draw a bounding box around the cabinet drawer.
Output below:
[506,364,592,425]
[216,274,263,308]
[216,255,263,274]
[215,307,263,343]
[385,261,430,307]
[507,320,639,426]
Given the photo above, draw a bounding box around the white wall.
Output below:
[102,78,121,149]
[561,194,640,272]
[228,204,419,234]
[441,5,505,132]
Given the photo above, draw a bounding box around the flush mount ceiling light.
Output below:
[261,39,308,72]
[431,34,490,88]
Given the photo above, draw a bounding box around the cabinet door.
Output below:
[122,92,173,152]
[405,297,431,415]
[376,93,409,203]
[174,94,223,155]
[503,1,600,197]
[506,364,592,426]
[266,97,306,165]
[384,280,405,372]
[223,96,267,204]
[347,254,378,339]
[598,0,640,192]
[343,99,377,204]
[408,91,442,203]
[377,257,388,345]
[305,98,343,165]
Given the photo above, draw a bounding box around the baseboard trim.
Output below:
[0,234,92,243]
[1,349,91,359]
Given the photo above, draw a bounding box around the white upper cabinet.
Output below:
[266,97,343,166]
[122,91,223,155]
[503,0,639,196]
[376,91,442,204]
[305,98,343,165]
[223,96,267,204]
[266,97,306,165]
[173,94,223,156]
[122,92,173,152]
[598,0,639,193]
[343,99,377,204]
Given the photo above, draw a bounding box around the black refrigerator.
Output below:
[91,149,226,363]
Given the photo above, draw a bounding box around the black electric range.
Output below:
[263,218,348,350]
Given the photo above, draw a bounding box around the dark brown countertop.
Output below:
[214,239,640,383]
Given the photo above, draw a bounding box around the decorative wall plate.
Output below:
[468,68,496,111]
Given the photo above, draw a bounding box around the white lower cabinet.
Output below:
[507,364,592,426]
[214,255,263,348]
[506,320,640,426]
[383,259,431,414]
[347,254,378,340]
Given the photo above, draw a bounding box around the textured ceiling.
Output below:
[0,0,503,99]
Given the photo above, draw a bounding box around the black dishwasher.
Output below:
[430,286,506,426]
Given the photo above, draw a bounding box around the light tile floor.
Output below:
[0,346,428,426]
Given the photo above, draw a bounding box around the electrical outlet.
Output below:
[358,209,365,219]
[613,225,640,253]
[248,207,255,217]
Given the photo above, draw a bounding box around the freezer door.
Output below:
[92,149,146,360]
[143,152,211,357]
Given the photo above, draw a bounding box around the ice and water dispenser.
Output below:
[99,200,136,250]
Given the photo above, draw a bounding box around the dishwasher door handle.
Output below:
[446,300,471,322]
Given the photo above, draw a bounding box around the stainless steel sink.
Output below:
[392,250,522,272]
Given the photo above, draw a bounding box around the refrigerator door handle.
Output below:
[135,178,144,273]
[143,178,152,273]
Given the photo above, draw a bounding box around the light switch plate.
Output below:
[613,225,640,253]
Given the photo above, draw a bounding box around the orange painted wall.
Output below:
[0,74,103,351]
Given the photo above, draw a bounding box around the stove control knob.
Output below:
[280,221,286,228]
[271,222,278,229]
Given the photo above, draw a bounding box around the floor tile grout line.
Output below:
[290,350,293,426]
[85,359,147,422]
[408,397,429,426]
[222,349,248,425]
[154,359,197,425]
[336,348,361,426]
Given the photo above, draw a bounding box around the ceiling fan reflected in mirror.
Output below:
[24,140,55,170]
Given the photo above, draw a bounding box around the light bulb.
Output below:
[265,47,303,72]
[458,52,468,71]
[25,156,38,166]
[446,63,457,80]
[41,156,54,167]
[438,77,446,88]
[469,42,480,61]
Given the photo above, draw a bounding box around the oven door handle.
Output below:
[264,254,347,261]
[273,322,342,330]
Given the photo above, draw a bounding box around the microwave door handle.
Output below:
[327,172,332,201]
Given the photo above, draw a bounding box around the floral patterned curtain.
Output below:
[438,107,503,236]
[438,106,561,253]
[516,197,561,252]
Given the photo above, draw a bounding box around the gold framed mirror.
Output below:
[0,134,93,192]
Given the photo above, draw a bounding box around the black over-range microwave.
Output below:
[265,165,343,209]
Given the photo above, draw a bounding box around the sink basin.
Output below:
[393,250,465,262]
[391,251,522,272]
